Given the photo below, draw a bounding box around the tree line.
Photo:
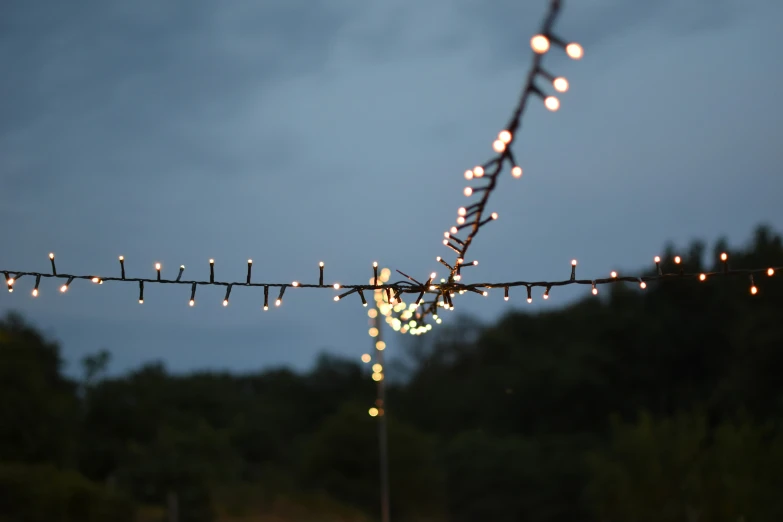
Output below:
[1,225,782,521]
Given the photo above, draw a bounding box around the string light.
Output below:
[138,281,144,304]
[0,1,778,339]
[223,285,232,306]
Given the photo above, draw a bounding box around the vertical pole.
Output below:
[374,313,391,522]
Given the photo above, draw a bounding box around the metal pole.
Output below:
[374,314,391,522]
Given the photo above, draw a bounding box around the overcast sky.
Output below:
[1,0,781,377]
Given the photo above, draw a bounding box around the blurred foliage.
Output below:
[1,224,783,521]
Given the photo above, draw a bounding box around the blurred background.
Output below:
[1,0,782,520]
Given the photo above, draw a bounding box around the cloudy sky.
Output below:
[1,0,781,377]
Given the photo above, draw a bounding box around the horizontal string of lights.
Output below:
[2,254,777,335]
[412,0,584,324]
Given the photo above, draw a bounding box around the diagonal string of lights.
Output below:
[1,1,779,336]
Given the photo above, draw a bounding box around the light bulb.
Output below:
[654,256,661,263]
[527,297,532,303]
[493,140,506,153]
[751,286,758,295]
[189,299,195,306]
[292,281,299,287]
[491,212,498,220]
[544,96,560,111]
[566,42,583,60]
[720,253,728,261]
[275,299,282,306]
[640,281,647,289]
[464,187,473,197]
[7,278,14,286]
[139,299,144,304]
[674,256,681,264]
[155,263,161,270]
[553,77,569,92]
[531,34,550,53]
[699,273,707,281]
[91,277,100,283]
[457,216,465,225]
[498,130,512,143]
[333,283,341,289]
[223,300,229,307]
[32,289,38,297]
[464,169,473,180]
[768,268,775,276]
[511,166,523,178]
[60,285,67,293]
[610,271,617,278]
[473,166,484,177]
[592,287,598,295]
[361,354,371,363]
[458,207,467,216]
[572,259,578,266]
[334,296,340,301]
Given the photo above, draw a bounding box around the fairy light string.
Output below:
[0,1,780,337]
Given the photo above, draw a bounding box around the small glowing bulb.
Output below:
[504,296,509,301]
[699,273,707,281]
[768,268,775,276]
[610,271,617,278]
[454,274,461,281]
[491,212,498,220]
[572,259,578,266]
[492,140,506,153]
[369,407,379,417]
[450,226,458,234]
[275,299,282,306]
[457,216,465,225]
[372,363,382,373]
[7,278,14,286]
[751,286,758,295]
[369,327,379,337]
[91,277,99,283]
[333,283,341,289]
[49,253,54,260]
[456,258,464,265]
[361,353,371,363]
[319,261,324,267]
[482,291,488,297]
[119,255,124,261]
[155,263,161,270]
[60,285,67,293]
[566,42,584,60]
[32,289,38,297]
[292,281,299,287]
[511,166,523,178]
[543,294,549,300]
[376,341,386,350]
[189,299,195,306]
[472,260,479,266]
[592,287,598,295]
[498,130,512,143]
[544,96,560,111]
[334,296,340,301]
[209,258,214,264]
[139,299,144,304]
[674,256,681,264]
[527,297,532,303]
[654,256,661,263]
[223,299,229,307]
[553,77,569,92]
[473,166,484,177]
[640,281,647,289]
[430,272,436,279]
[458,207,467,216]
[464,169,473,180]
[720,253,728,261]
[263,305,268,311]
[531,34,550,53]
